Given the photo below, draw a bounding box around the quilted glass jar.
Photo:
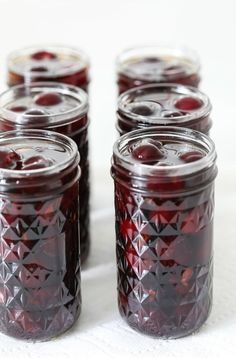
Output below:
[0,83,90,263]
[0,130,81,341]
[111,127,217,338]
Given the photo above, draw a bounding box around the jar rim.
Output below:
[0,82,88,128]
[117,83,212,125]
[8,44,89,77]
[0,129,79,179]
[116,44,200,80]
[112,126,217,178]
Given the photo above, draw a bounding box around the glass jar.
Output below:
[0,82,90,263]
[0,130,81,341]
[7,45,90,92]
[111,127,217,338]
[117,45,201,94]
[117,84,212,135]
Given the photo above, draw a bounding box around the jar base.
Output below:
[120,307,211,339]
[0,306,81,342]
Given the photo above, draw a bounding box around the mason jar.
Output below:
[0,82,90,263]
[111,126,217,338]
[0,130,81,341]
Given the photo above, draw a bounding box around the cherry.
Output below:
[179,151,204,163]
[181,208,200,234]
[144,57,162,63]
[132,143,165,164]
[131,104,154,116]
[162,111,185,118]
[175,97,203,111]
[0,149,22,170]
[163,236,192,266]
[31,51,57,60]
[35,92,62,106]
[30,67,48,72]
[22,155,54,170]
[24,109,48,116]
[181,267,193,286]
[8,105,28,112]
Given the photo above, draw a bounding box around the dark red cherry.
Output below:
[30,67,48,72]
[144,57,162,63]
[131,104,154,116]
[181,208,200,234]
[132,143,165,164]
[0,149,22,170]
[179,151,204,163]
[162,111,185,118]
[35,92,62,106]
[23,109,49,125]
[175,97,203,111]
[23,155,53,170]
[31,51,57,60]
[24,109,48,116]
[181,267,193,286]
[9,106,28,112]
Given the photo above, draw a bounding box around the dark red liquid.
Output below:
[118,57,200,94]
[117,85,211,135]
[8,49,89,92]
[0,89,90,263]
[0,137,81,340]
[112,138,214,338]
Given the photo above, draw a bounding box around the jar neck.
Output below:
[116,110,212,136]
[111,127,217,196]
[0,129,80,197]
[117,84,212,135]
[117,45,201,80]
[0,157,80,198]
[0,82,89,130]
[8,45,90,78]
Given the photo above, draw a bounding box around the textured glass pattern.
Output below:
[115,184,214,338]
[0,188,81,341]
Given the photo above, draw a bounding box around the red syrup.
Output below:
[0,83,90,263]
[117,46,201,94]
[7,46,90,92]
[111,127,217,338]
[0,130,81,341]
[117,84,212,135]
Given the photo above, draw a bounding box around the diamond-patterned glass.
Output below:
[115,183,214,338]
[0,183,81,341]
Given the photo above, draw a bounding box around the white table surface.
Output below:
[0,0,235,356]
